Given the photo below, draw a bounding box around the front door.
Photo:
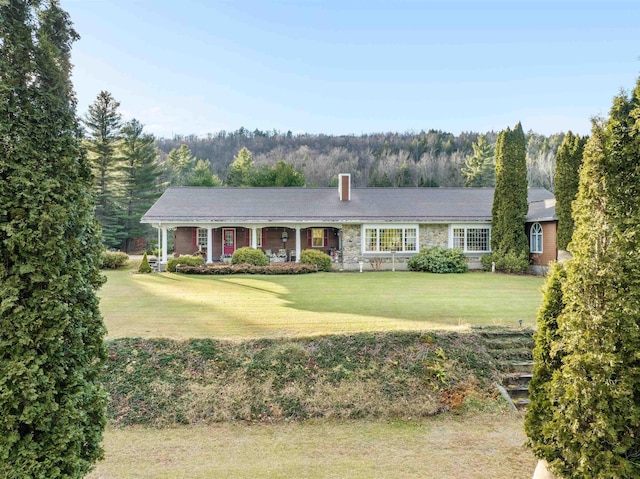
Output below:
[222,228,235,256]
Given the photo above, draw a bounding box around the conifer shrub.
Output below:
[299,249,332,271]
[1,2,107,475]
[407,247,467,273]
[525,262,566,459]
[231,247,268,266]
[489,122,530,273]
[100,251,130,269]
[138,252,153,273]
[525,80,640,478]
[166,255,205,272]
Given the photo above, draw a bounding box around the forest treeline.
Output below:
[82,90,568,252]
[156,127,565,189]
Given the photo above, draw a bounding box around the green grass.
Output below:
[100,266,543,339]
[88,412,535,479]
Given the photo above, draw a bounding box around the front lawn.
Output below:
[87,412,534,479]
[100,267,543,339]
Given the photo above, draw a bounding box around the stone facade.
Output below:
[340,224,362,267]
[419,224,448,249]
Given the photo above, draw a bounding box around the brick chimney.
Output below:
[338,173,350,201]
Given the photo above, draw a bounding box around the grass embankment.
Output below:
[100,268,543,339]
[104,331,512,427]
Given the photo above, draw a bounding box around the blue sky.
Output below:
[61,0,640,138]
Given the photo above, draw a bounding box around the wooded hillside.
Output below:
[157,128,564,189]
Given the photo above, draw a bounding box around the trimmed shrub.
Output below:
[100,251,129,269]
[167,255,205,273]
[299,249,332,272]
[231,247,268,266]
[407,247,467,273]
[177,263,318,275]
[481,251,529,274]
[138,252,153,273]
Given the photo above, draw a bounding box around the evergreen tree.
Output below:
[0,1,107,476]
[524,262,566,460]
[462,135,495,186]
[488,122,529,271]
[553,131,585,250]
[226,147,254,186]
[250,159,306,186]
[118,119,162,252]
[526,80,640,478]
[166,144,195,186]
[187,159,222,187]
[83,90,123,248]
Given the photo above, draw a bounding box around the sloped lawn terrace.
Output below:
[93,266,542,477]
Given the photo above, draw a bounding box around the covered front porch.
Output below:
[154,224,343,265]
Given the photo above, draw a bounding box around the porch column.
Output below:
[161,227,168,264]
[206,227,213,264]
[251,227,258,249]
[156,226,161,271]
[295,227,301,263]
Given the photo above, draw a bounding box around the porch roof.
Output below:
[141,187,555,225]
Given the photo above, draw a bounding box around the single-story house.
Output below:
[141,174,557,272]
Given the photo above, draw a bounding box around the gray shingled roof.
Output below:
[141,187,555,224]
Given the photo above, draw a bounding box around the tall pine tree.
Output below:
[485,122,529,272]
[118,119,162,252]
[84,90,123,248]
[165,143,195,186]
[226,147,254,186]
[462,135,495,187]
[0,1,107,476]
[553,131,585,251]
[526,79,640,478]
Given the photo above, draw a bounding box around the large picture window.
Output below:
[450,225,491,252]
[363,225,418,253]
[530,223,543,253]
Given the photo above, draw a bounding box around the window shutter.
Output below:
[261,228,266,247]
[245,229,250,246]
[192,228,198,250]
[323,228,328,247]
[307,229,312,247]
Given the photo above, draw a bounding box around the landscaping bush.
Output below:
[138,252,153,273]
[299,249,332,272]
[166,255,205,272]
[407,247,467,273]
[481,251,529,274]
[177,262,318,275]
[231,247,268,266]
[100,251,129,269]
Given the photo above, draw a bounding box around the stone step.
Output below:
[502,373,533,387]
[505,385,530,399]
[500,360,535,374]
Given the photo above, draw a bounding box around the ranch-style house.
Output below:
[141,174,557,272]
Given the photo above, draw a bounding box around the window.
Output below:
[450,226,491,252]
[530,223,543,253]
[197,228,208,248]
[363,225,418,253]
[311,228,325,247]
